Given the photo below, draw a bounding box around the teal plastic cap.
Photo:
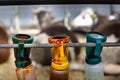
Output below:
[12,34,33,68]
[12,34,33,43]
[86,32,107,64]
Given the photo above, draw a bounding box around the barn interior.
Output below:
[0,5,120,80]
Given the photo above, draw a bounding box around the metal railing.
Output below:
[0,42,120,48]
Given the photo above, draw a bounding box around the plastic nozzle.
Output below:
[12,34,33,68]
[86,32,107,64]
[49,35,70,70]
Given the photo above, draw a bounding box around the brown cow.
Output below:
[93,20,120,42]
[0,23,10,64]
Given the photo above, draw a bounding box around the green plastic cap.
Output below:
[86,32,107,65]
[12,34,33,68]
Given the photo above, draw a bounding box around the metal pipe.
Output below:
[0,42,120,48]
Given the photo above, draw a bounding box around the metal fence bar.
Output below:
[0,42,120,48]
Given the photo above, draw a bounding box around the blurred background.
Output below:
[0,4,120,80]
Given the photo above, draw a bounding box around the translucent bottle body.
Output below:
[85,63,104,80]
[16,64,37,80]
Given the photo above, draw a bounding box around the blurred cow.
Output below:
[93,20,120,42]
[32,7,61,31]
[71,7,117,34]
[0,22,10,64]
